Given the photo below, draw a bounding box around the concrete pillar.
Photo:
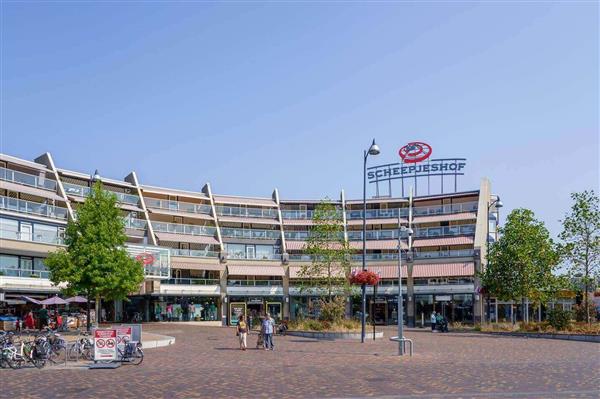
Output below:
[473,249,483,323]
[220,268,228,325]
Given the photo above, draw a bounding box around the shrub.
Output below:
[318,297,346,322]
[547,308,572,331]
[573,300,599,322]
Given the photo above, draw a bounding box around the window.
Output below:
[246,246,255,259]
[33,223,58,244]
[34,258,47,272]
[0,254,19,276]
[0,218,19,239]
[256,245,276,260]
[20,257,33,271]
[226,244,245,259]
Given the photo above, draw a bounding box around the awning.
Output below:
[347,218,408,226]
[412,236,474,248]
[155,232,220,245]
[213,195,277,207]
[349,240,408,250]
[350,265,401,279]
[227,264,285,276]
[171,261,224,272]
[411,262,475,278]
[413,212,477,224]
[218,216,280,225]
[282,219,315,226]
[0,180,64,202]
[286,241,307,251]
[148,208,214,220]
[118,203,144,213]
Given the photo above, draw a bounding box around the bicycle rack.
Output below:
[389,336,414,356]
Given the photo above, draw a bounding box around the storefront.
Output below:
[228,296,283,326]
[151,296,220,322]
[415,293,474,326]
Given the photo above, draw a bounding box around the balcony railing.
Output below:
[414,224,476,238]
[284,231,344,241]
[169,248,219,258]
[346,208,409,220]
[0,167,57,191]
[0,267,51,279]
[215,205,278,219]
[0,228,64,245]
[414,249,475,259]
[226,252,282,261]
[351,253,403,261]
[123,218,147,230]
[62,183,140,205]
[162,278,219,285]
[0,196,68,220]
[220,228,280,240]
[145,198,212,215]
[280,209,343,220]
[347,229,401,241]
[151,221,216,236]
[227,280,283,286]
[412,201,478,216]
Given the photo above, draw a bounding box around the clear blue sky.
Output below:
[1,2,598,236]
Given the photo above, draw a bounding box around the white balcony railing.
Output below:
[145,198,212,215]
[0,167,57,191]
[0,196,68,220]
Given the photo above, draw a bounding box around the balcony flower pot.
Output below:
[349,270,380,286]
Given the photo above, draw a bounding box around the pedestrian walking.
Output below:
[262,313,275,351]
[237,315,248,350]
[24,310,35,330]
[430,311,437,332]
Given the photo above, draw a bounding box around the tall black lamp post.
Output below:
[485,196,503,323]
[397,213,412,355]
[361,139,380,343]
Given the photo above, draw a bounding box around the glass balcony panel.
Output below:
[62,183,139,205]
[151,221,216,236]
[162,278,219,285]
[0,196,68,220]
[0,167,58,191]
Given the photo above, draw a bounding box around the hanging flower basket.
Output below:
[349,270,380,286]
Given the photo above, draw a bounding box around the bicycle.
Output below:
[67,332,94,361]
[117,337,143,365]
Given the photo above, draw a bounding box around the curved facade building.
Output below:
[0,152,504,326]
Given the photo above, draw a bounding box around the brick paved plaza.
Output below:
[1,325,598,399]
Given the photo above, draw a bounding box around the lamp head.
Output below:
[368,139,380,156]
[91,169,101,183]
[495,200,504,209]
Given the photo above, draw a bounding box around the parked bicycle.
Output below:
[67,331,94,361]
[117,336,143,365]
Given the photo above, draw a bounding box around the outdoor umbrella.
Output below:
[21,296,42,305]
[65,296,88,303]
[41,296,68,305]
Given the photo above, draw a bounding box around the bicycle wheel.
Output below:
[130,346,143,365]
[31,356,46,369]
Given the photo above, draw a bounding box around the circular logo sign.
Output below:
[135,253,155,266]
[398,142,432,163]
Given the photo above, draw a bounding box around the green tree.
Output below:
[45,182,145,331]
[298,201,352,321]
[481,208,562,321]
[558,190,600,324]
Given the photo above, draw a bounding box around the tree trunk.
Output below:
[96,294,101,327]
[86,290,91,333]
[584,277,590,325]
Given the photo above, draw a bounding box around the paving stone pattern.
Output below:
[1,325,598,399]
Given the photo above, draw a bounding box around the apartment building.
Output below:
[0,152,503,326]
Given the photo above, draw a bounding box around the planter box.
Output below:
[484,331,600,343]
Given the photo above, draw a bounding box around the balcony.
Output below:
[0,196,68,220]
[123,218,147,230]
[346,208,409,220]
[347,229,400,241]
[145,198,212,215]
[351,253,402,261]
[413,201,478,216]
[220,228,280,240]
[0,267,51,279]
[284,231,344,241]
[169,248,219,258]
[226,252,282,261]
[151,221,216,236]
[215,205,277,219]
[281,209,343,220]
[414,224,476,238]
[162,278,219,285]
[0,228,64,245]
[227,279,282,286]
[62,182,140,205]
[0,167,57,191]
[414,249,475,259]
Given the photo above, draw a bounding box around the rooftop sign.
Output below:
[368,141,467,197]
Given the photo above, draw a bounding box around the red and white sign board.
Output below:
[116,326,132,352]
[94,329,117,361]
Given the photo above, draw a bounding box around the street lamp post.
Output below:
[485,196,503,323]
[361,139,380,343]
[397,213,413,355]
[372,269,380,341]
